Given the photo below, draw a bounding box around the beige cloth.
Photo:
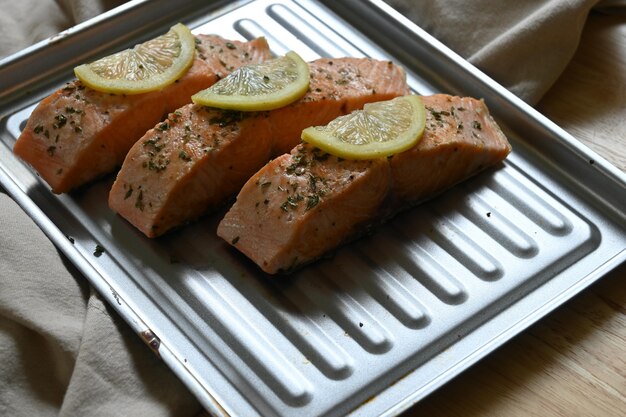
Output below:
[0,195,204,416]
[0,0,624,416]
[386,0,625,104]
[0,0,126,59]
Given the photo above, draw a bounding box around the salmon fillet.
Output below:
[13,35,271,193]
[217,94,512,274]
[108,58,410,238]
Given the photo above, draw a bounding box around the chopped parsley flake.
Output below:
[94,244,105,257]
[124,186,133,200]
[281,194,304,211]
[53,114,67,129]
[208,110,244,127]
[135,190,144,211]
[306,194,320,210]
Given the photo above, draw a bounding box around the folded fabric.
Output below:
[0,192,205,417]
[0,1,623,416]
[0,0,127,59]
[386,0,623,104]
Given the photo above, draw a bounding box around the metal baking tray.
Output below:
[1,0,625,416]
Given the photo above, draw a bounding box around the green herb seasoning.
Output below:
[53,114,67,129]
[93,244,105,257]
[311,148,330,162]
[124,185,133,200]
[285,153,308,175]
[426,107,450,122]
[306,194,320,211]
[147,158,170,172]
[308,174,321,191]
[179,151,192,162]
[208,110,244,127]
[142,136,170,172]
[280,194,304,211]
[135,190,144,211]
[143,137,163,150]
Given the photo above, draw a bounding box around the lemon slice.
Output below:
[191,51,309,111]
[74,23,195,94]
[301,95,426,159]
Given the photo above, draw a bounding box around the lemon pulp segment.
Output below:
[74,23,195,94]
[191,51,309,111]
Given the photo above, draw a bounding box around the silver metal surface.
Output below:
[1,1,625,416]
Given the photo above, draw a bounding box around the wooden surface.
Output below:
[404,10,626,417]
